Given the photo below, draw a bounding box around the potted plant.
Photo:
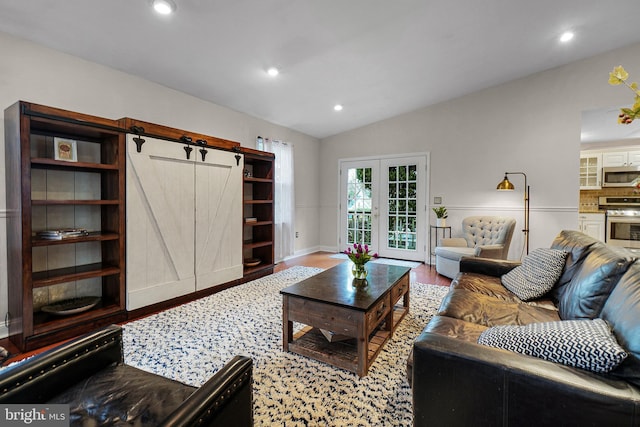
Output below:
[432,206,448,227]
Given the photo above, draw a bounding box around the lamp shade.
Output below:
[496,175,515,191]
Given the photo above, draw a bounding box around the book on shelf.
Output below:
[35,228,90,240]
[245,217,258,223]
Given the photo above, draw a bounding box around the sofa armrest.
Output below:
[159,355,253,427]
[412,331,640,427]
[439,237,468,247]
[459,256,520,277]
[0,325,123,403]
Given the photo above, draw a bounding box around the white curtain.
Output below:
[264,140,295,262]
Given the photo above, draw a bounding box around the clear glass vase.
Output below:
[352,263,368,280]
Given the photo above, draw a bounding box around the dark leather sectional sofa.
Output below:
[412,230,640,426]
[0,325,252,426]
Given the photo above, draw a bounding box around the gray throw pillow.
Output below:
[501,248,568,301]
[478,318,628,373]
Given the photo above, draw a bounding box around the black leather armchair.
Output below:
[0,325,253,426]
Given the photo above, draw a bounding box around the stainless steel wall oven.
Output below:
[600,196,640,253]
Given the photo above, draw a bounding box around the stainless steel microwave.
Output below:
[602,166,640,187]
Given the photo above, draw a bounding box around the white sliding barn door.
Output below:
[126,135,244,310]
[126,135,196,310]
[195,150,243,290]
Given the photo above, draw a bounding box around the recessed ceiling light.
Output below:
[334,104,343,111]
[267,67,279,77]
[559,31,574,43]
[152,0,176,15]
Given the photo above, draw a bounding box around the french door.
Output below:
[339,155,427,262]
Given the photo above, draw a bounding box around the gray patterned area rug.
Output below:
[123,266,449,426]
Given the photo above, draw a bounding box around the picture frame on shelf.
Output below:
[53,137,77,162]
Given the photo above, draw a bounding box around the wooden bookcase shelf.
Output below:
[31,200,121,205]
[31,232,120,246]
[244,177,272,183]
[31,263,121,287]
[4,101,127,351]
[33,303,122,336]
[244,199,274,204]
[242,148,275,280]
[31,158,120,171]
[243,240,274,249]
[244,220,273,227]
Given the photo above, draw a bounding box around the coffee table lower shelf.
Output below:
[288,306,408,375]
[290,326,391,374]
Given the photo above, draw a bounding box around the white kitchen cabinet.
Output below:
[602,150,640,167]
[578,213,605,242]
[579,152,602,189]
[629,151,640,166]
[126,134,243,310]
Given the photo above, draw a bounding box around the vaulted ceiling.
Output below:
[2,0,640,139]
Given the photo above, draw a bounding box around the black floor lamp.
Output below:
[496,172,530,255]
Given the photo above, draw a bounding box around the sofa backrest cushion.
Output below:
[550,230,599,295]
[556,243,635,320]
[601,261,640,387]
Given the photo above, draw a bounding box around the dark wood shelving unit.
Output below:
[241,148,275,280]
[4,101,126,351]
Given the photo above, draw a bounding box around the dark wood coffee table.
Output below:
[280,262,411,376]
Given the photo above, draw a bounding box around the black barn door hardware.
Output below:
[197,139,208,161]
[232,146,242,166]
[180,135,193,159]
[130,126,146,153]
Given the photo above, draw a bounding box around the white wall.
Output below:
[0,31,321,338]
[319,42,640,259]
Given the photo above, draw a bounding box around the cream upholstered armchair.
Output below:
[434,216,516,279]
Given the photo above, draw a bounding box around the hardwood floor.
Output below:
[1,252,450,366]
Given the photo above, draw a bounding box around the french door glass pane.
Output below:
[387,164,418,251]
[346,167,373,246]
